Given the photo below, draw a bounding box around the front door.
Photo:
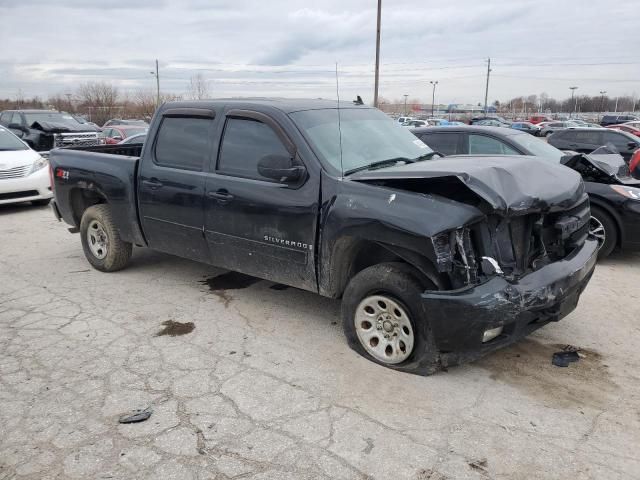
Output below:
[138,108,216,263]
[204,109,319,291]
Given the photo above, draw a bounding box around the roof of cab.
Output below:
[161,98,370,114]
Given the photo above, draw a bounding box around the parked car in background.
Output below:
[0,110,100,152]
[623,121,640,130]
[396,116,415,125]
[102,119,149,128]
[0,126,52,206]
[549,128,640,162]
[601,114,639,127]
[529,115,552,124]
[606,124,640,137]
[411,125,640,258]
[49,99,598,374]
[539,121,580,137]
[118,133,147,144]
[475,119,509,127]
[401,120,427,128]
[100,125,149,144]
[470,116,510,126]
[510,122,541,135]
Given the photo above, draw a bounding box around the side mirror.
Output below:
[258,154,305,183]
[628,142,638,149]
[112,136,123,141]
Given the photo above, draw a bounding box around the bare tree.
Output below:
[77,82,120,125]
[187,74,210,100]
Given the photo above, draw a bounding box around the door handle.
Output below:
[142,179,163,189]
[208,190,234,202]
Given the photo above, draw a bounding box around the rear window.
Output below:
[154,117,212,170]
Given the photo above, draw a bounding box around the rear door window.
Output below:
[154,117,213,171]
[574,130,602,144]
[468,134,519,155]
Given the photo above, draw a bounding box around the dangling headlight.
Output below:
[30,156,49,175]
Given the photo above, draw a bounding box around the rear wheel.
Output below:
[80,204,132,272]
[341,263,440,375]
[590,206,617,259]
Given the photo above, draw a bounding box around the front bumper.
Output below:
[422,238,598,366]
[0,167,53,205]
[620,200,640,250]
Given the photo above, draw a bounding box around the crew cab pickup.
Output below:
[49,99,598,374]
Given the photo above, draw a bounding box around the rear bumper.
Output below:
[620,200,640,250]
[0,167,53,205]
[421,238,598,366]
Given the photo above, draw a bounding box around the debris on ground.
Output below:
[155,320,195,337]
[552,350,580,367]
[118,407,153,424]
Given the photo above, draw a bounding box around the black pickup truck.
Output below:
[49,99,598,374]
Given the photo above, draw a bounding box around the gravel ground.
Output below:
[1,203,639,480]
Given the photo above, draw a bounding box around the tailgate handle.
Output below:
[142,179,163,189]
[208,190,234,202]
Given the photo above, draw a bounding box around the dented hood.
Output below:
[350,155,584,215]
[30,121,95,134]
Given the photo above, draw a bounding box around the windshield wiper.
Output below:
[413,151,443,161]
[344,157,415,176]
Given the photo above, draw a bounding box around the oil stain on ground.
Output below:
[200,271,262,308]
[477,338,617,409]
[156,320,195,337]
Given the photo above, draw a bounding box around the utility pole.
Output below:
[430,81,438,116]
[150,60,160,107]
[614,96,619,113]
[65,93,73,112]
[403,94,408,116]
[569,86,578,117]
[483,57,491,115]
[373,0,382,108]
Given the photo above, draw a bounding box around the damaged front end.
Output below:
[351,156,599,365]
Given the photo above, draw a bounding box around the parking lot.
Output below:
[0,204,638,479]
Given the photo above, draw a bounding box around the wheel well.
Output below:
[69,188,107,226]
[328,238,444,298]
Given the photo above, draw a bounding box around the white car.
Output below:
[0,126,52,206]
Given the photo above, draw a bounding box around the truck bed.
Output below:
[61,143,144,158]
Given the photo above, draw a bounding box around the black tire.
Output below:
[80,204,132,272]
[31,198,51,207]
[341,262,440,375]
[590,206,617,259]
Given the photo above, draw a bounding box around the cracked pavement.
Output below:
[1,204,639,479]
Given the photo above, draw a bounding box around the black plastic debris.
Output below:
[552,351,580,367]
[118,407,153,424]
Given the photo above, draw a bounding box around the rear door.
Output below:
[138,108,216,262]
[467,133,520,155]
[204,109,319,291]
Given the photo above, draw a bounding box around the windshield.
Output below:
[24,112,81,128]
[290,108,433,174]
[0,127,29,151]
[508,131,564,161]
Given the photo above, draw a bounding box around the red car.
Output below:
[606,124,640,137]
[529,115,552,125]
[100,125,148,144]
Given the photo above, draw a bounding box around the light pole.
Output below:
[373,0,382,107]
[150,59,160,107]
[483,57,491,114]
[569,86,578,117]
[430,81,438,117]
[600,90,607,114]
[403,94,408,116]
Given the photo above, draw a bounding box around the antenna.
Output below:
[335,62,344,177]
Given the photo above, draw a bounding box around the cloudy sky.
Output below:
[0,0,638,105]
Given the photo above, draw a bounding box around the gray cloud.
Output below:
[0,0,638,103]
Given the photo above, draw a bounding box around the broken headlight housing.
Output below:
[431,227,479,287]
[30,155,48,175]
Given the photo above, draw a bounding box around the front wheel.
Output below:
[80,204,132,272]
[341,263,440,375]
[589,206,617,259]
